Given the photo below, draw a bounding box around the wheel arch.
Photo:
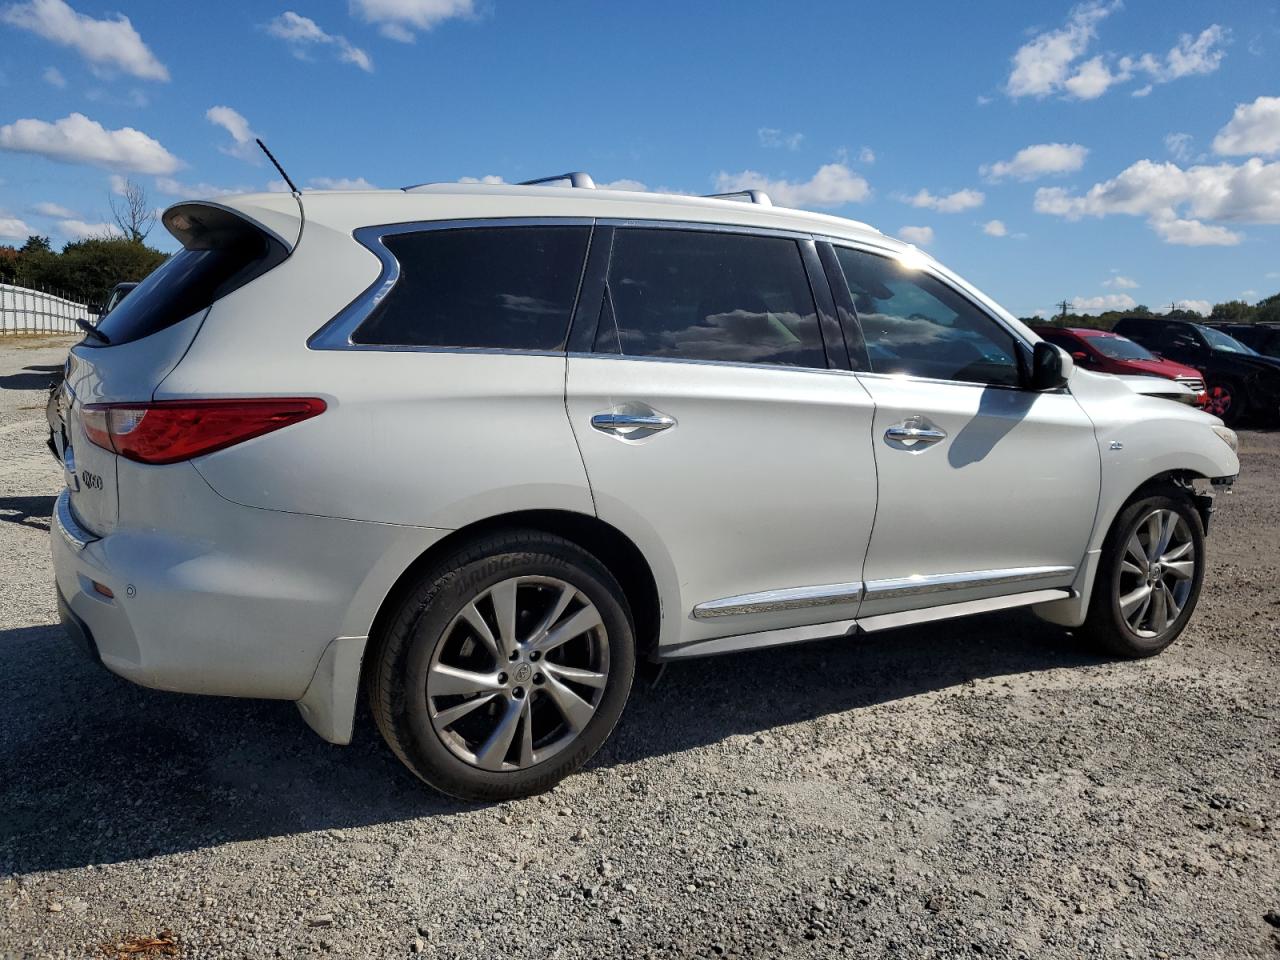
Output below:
[363,509,663,675]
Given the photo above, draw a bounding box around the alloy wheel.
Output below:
[425,576,610,771]
[1204,385,1233,419]
[1117,508,1197,638]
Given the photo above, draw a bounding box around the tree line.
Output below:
[1021,295,1280,331]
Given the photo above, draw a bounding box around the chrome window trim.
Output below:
[54,489,98,551]
[598,218,814,241]
[862,564,1075,601]
[308,217,596,352]
[692,580,864,620]
[566,351,853,377]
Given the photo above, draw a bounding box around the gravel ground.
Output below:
[1,337,1277,960]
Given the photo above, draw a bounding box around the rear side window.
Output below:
[353,226,590,350]
[596,229,826,368]
[834,246,1020,387]
[93,204,288,347]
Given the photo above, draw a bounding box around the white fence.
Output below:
[0,283,91,335]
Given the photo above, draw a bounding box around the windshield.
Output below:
[1089,335,1155,360]
[1197,324,1257,355]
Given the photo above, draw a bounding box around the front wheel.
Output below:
[366,531,636,801]
[1203,379,1246,426]
[1081,490,1206,658]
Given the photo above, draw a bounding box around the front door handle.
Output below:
[591,411,676,435]
[885,417,946,448]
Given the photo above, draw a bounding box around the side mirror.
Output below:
[1030,341,1072,391]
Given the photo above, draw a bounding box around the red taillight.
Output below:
[81,398,326,464]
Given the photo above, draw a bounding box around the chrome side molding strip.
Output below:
[856,589,1071,633]
[863,565,1074,601]
[54,489,98,551]
[692,580,864,620]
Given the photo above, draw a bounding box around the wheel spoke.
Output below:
[1144,514,1163,561]
[457,600,500,661]
[1163,559,1195,581]
[1162,581,1183,621]
[429,663,504,698]
[489,578,521,657]
[543,662,608,689]
[1162,540,1193,563]
[474,697,523,770]
[1119,584,1152,617]
[517,698,534,767]
[1125,534,1149,574]
[1154,511,1176,560]
[529,604,603,656]
[432,692,498,728]
[1149,582,1168,633]
[525,584,577,651]
[542,674,597,732]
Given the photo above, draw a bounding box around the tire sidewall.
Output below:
[1101,493,1205,656]
[388,543,635,800]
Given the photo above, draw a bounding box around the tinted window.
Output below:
[598,229,826,368]
[834,247,1020,386]
[1198,324,1256,355]
[1089,335,1155,360]
[354,226,590,350]
[93,219,284,347]
[1039,330,1084,353]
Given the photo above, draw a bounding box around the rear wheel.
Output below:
[366,531,635,801]
[1203,379,1246,426]
[1081,489,1205,658]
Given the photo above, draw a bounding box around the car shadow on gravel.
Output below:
[0,611,1105,875]
[0,366,61,391]
[0,495,55,532]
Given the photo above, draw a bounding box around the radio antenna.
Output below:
[256,138,300,196]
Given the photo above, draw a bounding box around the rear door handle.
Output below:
[590,410,676,436]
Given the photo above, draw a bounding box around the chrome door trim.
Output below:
[856,588,1072,633]
[308,217,596,351]
[692,580,864,619]
[54,489,98,551]
[863,565,1075,601]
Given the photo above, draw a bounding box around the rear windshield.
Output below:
[88,205,288,347]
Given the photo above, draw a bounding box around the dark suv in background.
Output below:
[1112,317,1280,426]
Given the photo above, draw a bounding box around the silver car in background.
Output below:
[51,175,1239,799]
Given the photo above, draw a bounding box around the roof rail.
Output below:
[703,189,773,207]
[518,172,596,189]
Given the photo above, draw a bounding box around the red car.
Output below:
[1032,326,1206,404]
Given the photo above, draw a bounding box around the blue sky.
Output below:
[1,0,1277,318]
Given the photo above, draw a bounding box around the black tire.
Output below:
[1203,378,1247,426]
[365,530,636,801]
[1081,488,1205,658]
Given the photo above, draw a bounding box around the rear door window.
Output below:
[833,246,1020,387]
[596,228,827,368]
[353,226,591,350]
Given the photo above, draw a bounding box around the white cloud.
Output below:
[597,178,649,192]
[0,215,33,240]
[154,176,248,198]
[1131,84,1153,98]
[983,219,1008,237]
[1213,96,1280,157]
[1164,132,1193,162]
[1,0,168,81]
[457,174,505,184]
[903,187,984,213]
[206,106,258,162]
[308,176,378,190]
[58,218,122,240]
[351,0,474,41]
[1150,214,1242,246]
[982,143,1088,181]
[1004,3,1226,101]
[858,146,875,164]
[1103,274,1138,289]
[42,65,65,87]
[1006,1,1117,98]
[0,112,180,174]
[713,163,870,209]
[897,225,934,245]
[108,173,127,195]
[32,200,75,217]
[758,127,803,150]
[266,11,372,73]
[1071,294,1137,314]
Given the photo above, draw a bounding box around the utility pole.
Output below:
[1057,299,1070,324]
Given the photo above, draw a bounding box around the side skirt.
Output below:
[656,588,1073,661]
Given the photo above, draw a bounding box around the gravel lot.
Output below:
[2,337,1277,960]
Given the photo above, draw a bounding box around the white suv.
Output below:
[50,174,1240,799]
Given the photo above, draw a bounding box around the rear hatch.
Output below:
[61,200,296,537]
